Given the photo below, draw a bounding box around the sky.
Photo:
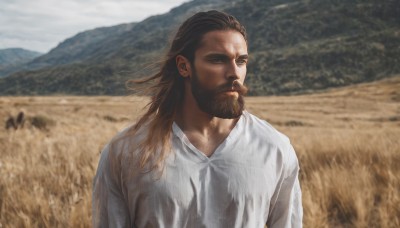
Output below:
[0,0,189,53]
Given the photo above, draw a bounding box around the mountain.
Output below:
[0,48,42,66]
[0,0,399,95]
[0,48,42,75]
[0,23,136,78]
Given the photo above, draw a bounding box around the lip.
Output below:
[223,90,239,97]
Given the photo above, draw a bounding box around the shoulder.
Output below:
[99,123,147,168]
[109,125,141,153]
[241,111,299,173]
[241,111,290,147]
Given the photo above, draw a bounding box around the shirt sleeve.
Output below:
[92,144,131,228]
[266,144,303,228]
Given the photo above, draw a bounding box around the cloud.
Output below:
[0,0,188,53]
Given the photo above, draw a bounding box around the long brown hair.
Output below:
[123,10,247,172]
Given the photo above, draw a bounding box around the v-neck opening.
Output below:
[172,113,245,160]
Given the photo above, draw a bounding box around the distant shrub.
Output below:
[73,106,82,112]
[103,115,118,122]
[284,120,308,127]
[5,111,25,130]
[31,115,56,130]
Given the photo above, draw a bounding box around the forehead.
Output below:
[196,30,248,56]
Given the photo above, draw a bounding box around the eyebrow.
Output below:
[204,53,249,59]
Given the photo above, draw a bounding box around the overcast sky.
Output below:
[0,0,189,53]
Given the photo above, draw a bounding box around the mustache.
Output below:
[216,80,248,95]
[233,80,248,95]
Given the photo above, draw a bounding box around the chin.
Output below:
[207,96,244,119]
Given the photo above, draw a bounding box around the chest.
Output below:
[184,131,230,157]
[124,147,281,211]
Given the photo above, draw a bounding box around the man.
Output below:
[93,10,303,228]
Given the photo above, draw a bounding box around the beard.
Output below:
[191,72,248,119]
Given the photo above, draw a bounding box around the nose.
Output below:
[226,61,241,81]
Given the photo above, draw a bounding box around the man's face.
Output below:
[190,30,248,119]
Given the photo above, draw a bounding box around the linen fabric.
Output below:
[92,111,303,228]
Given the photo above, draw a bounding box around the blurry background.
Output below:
[0,0,399,227]
[1,0,399,96]
[0,0,188,53]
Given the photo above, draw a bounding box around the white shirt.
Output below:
[92,111,303,228]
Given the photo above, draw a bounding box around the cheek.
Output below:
[239,67,247,80]
[193,65,225,84]
[198,64,224,76]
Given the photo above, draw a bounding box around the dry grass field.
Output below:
[1,76,399,227]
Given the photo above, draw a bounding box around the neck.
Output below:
[174,85,242,157]
[175,91,239,136]
[175,93,239,135]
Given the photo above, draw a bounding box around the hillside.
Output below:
[0,0,399,95]
[0,48,42,76]
[0,48,42,66]
[0,23,136,78]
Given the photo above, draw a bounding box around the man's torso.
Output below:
[119,112,291,227]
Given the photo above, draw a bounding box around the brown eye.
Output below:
[236,58,247,65]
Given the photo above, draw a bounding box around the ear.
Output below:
[176,55,191,78]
